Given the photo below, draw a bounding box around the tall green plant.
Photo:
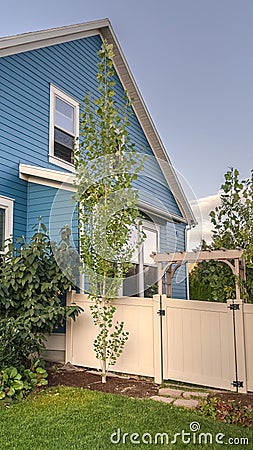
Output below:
[0,220,81,365]
[210,167,253,301]
[189,168,253,302]
[74,41,144,382]
[210,168,253,259]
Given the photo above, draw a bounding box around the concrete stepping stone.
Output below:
[158,388,183,398]
[150,396,174,404]
[173,398,199,409]
[183,391,209,399]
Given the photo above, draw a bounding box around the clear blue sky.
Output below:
[1,0,253,200]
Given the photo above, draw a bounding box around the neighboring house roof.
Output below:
[0,19,197,227]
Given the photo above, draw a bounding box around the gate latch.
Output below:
[231,380,244,388]
[228,303,240,311]
[157,309,165,316]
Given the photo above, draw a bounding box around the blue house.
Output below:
[0,19,196,299]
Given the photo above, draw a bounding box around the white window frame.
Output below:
[120,220,160,297]
[49,84,79,171]
[139,220,160,296]
[0,196,14,254]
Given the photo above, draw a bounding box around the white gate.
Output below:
[162,298,237,391]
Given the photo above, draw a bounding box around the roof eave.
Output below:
[1,19,197,227]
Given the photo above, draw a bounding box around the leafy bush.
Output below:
[0,367,24,401]
[0,220,82,367]
[0,360,48,402]
[198,397,253,427]
[0,317,43,368]
[22,359,48,390]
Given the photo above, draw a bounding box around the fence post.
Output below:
[227,299,247,393]
[153,294,163,384]
[65,290,74,364]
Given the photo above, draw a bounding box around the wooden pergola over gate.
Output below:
[152,249,246,300]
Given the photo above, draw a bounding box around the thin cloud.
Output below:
[188,193,221,249]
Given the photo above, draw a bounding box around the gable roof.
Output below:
[0,19,197,226]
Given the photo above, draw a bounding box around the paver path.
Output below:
[150,387,209,409]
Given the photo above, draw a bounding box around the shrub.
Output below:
[0,317,43,368]
[198,397,253,427]
[0,220,82,368]
[0,360,48,402]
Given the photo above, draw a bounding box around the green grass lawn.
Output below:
[0,387,251,449]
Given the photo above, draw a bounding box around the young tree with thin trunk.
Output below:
[74,41,144,382]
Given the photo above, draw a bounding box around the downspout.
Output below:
[185,224,191,300]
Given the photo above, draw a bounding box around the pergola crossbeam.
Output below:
[153,249,244,264]
[152,249,245,300]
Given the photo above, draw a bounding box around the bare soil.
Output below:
[47,362,253,406]
[47,363,159,398]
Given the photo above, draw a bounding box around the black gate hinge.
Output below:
[157,309,165,316]
[231,380,244,388]
[228,303,240,311]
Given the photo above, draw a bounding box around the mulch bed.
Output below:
[208,391,253,408]
[46,362,253,406]
[47,363,159,398]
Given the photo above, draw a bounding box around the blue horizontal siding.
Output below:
[0,33,184,241]
[27,184,78,250]
[27,185,187,298]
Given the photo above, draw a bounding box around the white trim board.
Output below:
[0,22,102,57]
[19,163,186,223]
[19,163,76,191]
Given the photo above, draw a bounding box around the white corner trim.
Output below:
[0,195,14,248]
[19,163,76,191]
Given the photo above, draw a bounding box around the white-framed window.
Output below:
[0,196,13,255]
[49,85,79,171]
[123,220,159,297]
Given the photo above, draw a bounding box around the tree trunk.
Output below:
[101,359,106,383]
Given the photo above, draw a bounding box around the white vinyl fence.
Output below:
[46,292,253,392]
[244,303,253,392]
[65,293,161,380]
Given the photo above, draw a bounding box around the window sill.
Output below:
[49,155,76,172]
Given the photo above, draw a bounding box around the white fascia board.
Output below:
[19,164,187,224]
[0,19,109,57]
[138,200,187,224]
[19,164,76,191]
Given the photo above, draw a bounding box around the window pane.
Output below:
[54,143,74,164]
[0,208,5,251]
[144,265,158,298]
[128,226,141,263]
[123,264,139,297]
[143,229,157,264]
[54,127,74,164]
[55,97,74,134]
[55,127,74,149]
